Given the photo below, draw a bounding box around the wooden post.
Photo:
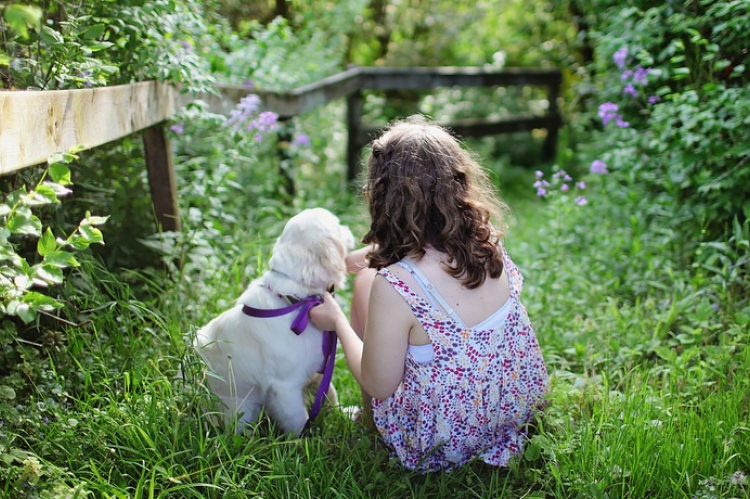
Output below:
[346,90,363,182]
[276,117,295,198]
[143,125,181,232]
[542,79,561,161]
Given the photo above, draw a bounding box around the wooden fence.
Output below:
[0,66,562,232]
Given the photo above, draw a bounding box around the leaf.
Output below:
[23,291,61,311]
[24,189,57,207]
[81,23,106,40]
[0,385,15,400]
[67,235,90,251]
[7,214,42,236]
[83,215,109,226]
[47,151,79,166]
[35,184,61,204]
[86,41,115,53]
[34,264,64,285]
[0,51,10,67]
[41,181,72,199]
[40,25,64,45]
[524,440,541,461]
[3,4,42,39]
[98,64,119,75]
[49,163,72,185]
[79,225,104,244]
[37,228,56,257]
[44,250,79,268]
[15,302,36,323]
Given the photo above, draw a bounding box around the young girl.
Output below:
[310,117,548,472]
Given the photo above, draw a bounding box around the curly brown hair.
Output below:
[362,117,508,289]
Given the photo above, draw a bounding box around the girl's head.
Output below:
[362,116,506,288]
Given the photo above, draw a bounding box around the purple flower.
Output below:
[226,94,262,129]
[623,83,638,97]
[533,179,550,189]
[598,102,620,126]
[256,111,278,129]
[574,196,588,206]
[292,132,311,148]
[598,102,630,127]
[170,123,185,134]
[590,159,609,174]
[633,66,650,85]
[648,95,662,105]
[620,70,633,82]
[180,40,192,50]
[576,181,586,189]
[613,47,629,70]
[247,111,279,142]
[552,170,572,182]
[535,170,544,179]
[536,187,547,197]
[561,183,570,192]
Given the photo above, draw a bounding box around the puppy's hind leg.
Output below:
[265,383,309,436]
[235,399,263,434]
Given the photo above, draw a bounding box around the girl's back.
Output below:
[371,246,548,472]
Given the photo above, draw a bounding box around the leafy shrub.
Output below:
[1,0,217,91]
[567,0,750,295]
[0,151,107,324]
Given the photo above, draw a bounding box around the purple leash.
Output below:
[241,295,336,428]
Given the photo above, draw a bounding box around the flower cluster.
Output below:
[225,94,279,142]
[612,47,659,103]
[534,169,588,206]
[291,132,311,148]
[598,102,629,128]
[590,159,609,174]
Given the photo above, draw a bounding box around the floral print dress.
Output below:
[371,247,548,472]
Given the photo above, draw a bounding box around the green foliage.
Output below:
[0,150,106,324]
[348,0,578,68]
[0,0,217,91]
[218,2,367,90]
[564,0,750,297]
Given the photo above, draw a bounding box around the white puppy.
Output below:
[195,208,354,435]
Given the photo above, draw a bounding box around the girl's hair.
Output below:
[362,116,508,289]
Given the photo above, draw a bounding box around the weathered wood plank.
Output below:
[207,67,561,118]
[346,91,363,181]
[358,66,562,90]
[0,81,176,174]
[357,115,562,145]
[210,67,362,118]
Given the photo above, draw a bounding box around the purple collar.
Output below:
[241,295,336,428]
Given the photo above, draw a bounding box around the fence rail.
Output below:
[0,66,562,232]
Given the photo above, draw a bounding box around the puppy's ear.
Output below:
[317,223,354,290]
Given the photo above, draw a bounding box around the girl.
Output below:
[310,117,548,472]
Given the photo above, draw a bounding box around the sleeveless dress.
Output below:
[371,247,548,472]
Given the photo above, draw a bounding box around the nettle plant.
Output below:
[0,150,107,324]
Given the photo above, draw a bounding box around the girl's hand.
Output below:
[310,292,347,332]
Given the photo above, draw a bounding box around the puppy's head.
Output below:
[268,208,355,294]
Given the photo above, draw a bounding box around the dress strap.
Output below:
[500,245,523,299]
[397,260,463,326]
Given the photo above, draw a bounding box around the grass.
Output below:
[1,119,748,498]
